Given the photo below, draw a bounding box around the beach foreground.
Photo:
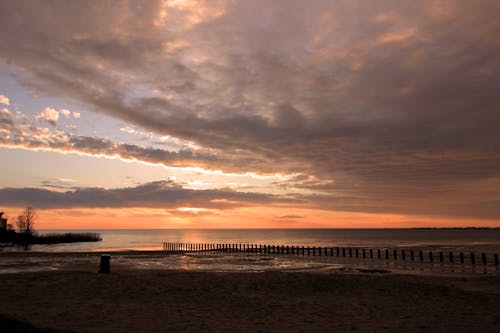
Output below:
[0,268,499,332]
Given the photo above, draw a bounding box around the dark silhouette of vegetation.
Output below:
[32,233,102,244]
[0,207,101,245]
[17,206,36,238]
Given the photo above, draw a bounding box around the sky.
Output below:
[0,0,499,229]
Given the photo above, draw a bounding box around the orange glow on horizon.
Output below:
[3,206,498,230]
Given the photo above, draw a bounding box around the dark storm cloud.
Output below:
[1,1,499,219]
[0,180,297,209]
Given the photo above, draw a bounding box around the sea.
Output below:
[1,229,499,275]
[9,228,500,253]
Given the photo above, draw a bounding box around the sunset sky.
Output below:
[0,1,499,229]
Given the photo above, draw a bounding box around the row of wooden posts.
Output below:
[163,242,500,268]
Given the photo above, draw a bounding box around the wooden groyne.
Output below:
[163,242,499,271]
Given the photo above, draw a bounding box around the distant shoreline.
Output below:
[0,232,101,245]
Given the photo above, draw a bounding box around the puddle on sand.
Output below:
[1,252,498,276]
[0,252,352,274]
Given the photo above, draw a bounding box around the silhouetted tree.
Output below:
[16,207,36,239]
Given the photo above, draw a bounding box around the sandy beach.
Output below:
[0,260,499,333]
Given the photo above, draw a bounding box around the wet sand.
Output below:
[0,265,499,332]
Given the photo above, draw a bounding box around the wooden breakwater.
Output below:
[163,242,500,271]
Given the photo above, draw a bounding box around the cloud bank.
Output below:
[0,180,297,210]
[1,1,499,220]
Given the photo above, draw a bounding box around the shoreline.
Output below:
[0,268,499,332]
[1,250,499,276]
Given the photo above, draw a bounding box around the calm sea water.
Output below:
[16,228,500,253]
[2,229,499,275]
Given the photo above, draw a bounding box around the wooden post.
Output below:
[419,250,423,262]
[460,252,464,264]
[330,248,334,256]
[439,252,444,263]
[393,249,397,260]
[385,249,389,260]
[336,247,340,256]
[307,247,310,255]
[429,252,434,264]
[318,246,322,256]
[482,253,487,266]
[355,248,359,258]
[370,249,373,259]
[302,246,305,255]
[471,253,476,266]
[449,252,454,264]
[287,245,290,254]
[411,250,414,261]
[99,254,110,273]
[495,254,499,269]
[342,248,346,257]
[377,249,381,259]
[349,248,352,257]
[402,250,406,261]
[363,249,366,258]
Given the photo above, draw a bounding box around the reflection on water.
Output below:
[2,228,499,253]
[1,229,499,276]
